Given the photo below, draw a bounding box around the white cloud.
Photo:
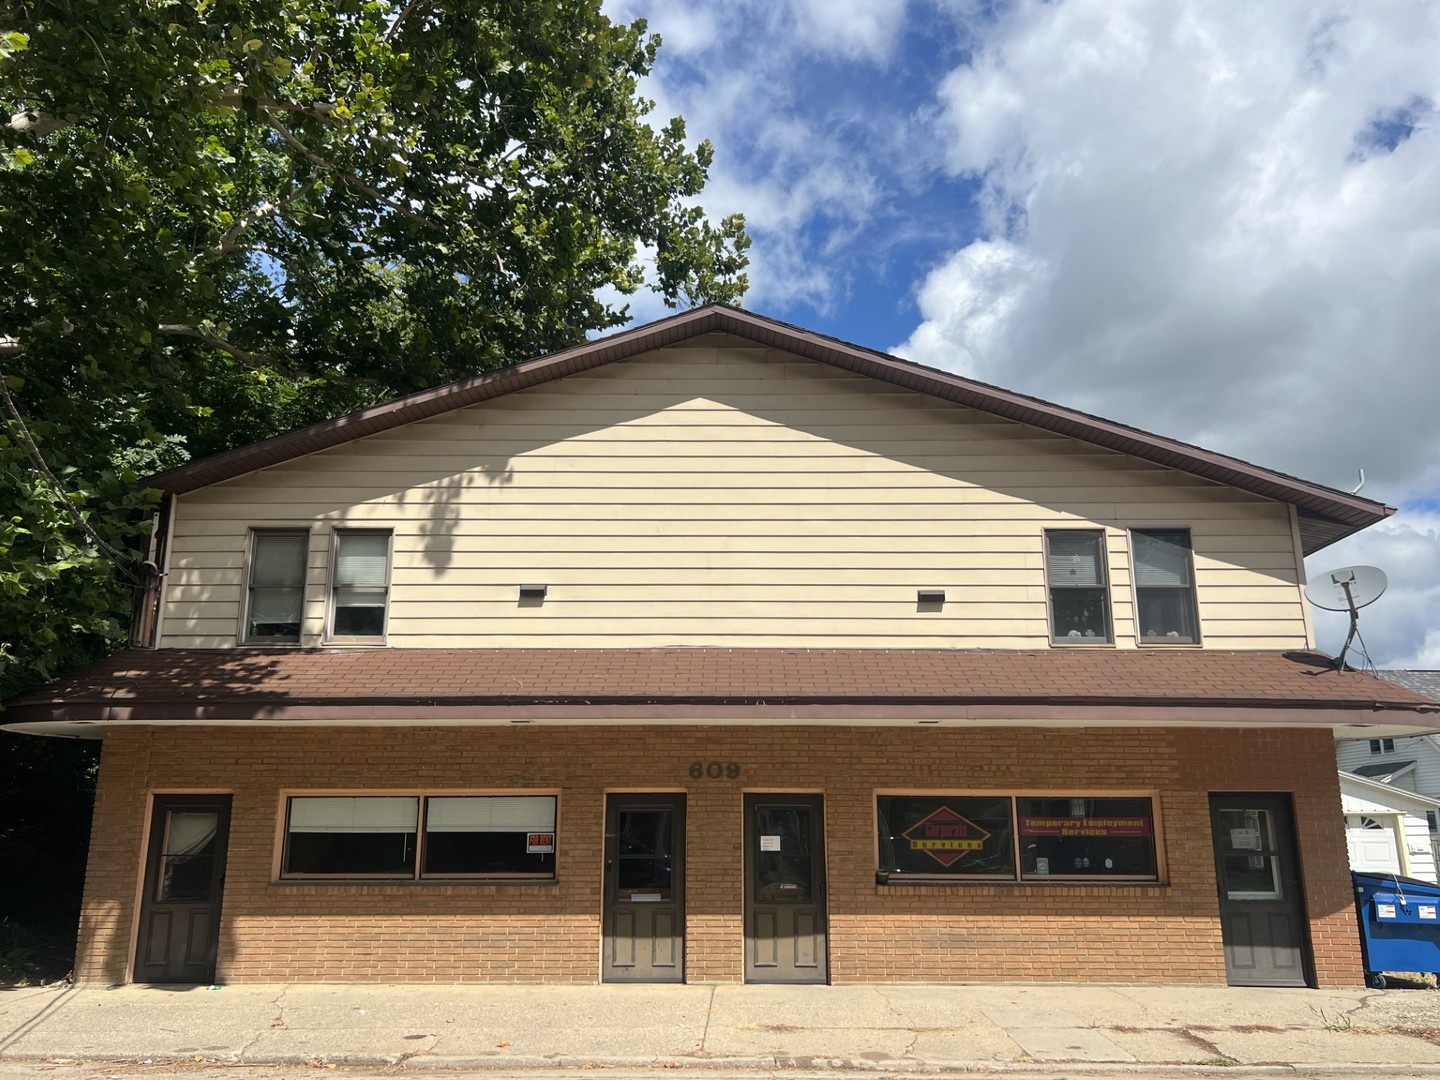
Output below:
[602,0,919,314]
[900,0,1440,663]
[902,0,1440,494]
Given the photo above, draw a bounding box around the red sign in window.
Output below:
[902,806,991,868]
[1018,816,1151,838]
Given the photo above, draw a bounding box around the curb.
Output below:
[11,1052,1440,1075]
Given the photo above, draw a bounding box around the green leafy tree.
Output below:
[0,1,747,970]
[0,0,750,699]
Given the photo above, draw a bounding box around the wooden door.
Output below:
[134,794,232,984]
[1210,794,1312,987]
[602,794,685,982]
[744,794,827,984]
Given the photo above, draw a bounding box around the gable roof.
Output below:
[1339,770,1440,812]
[144,304,1392,554]
[1350,759,1419,782]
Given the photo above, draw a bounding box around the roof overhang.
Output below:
[142,306,1394,555]
[8,703,1438,742]
[7,647,1436,740]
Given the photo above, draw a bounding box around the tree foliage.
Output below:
[0,0,749,699]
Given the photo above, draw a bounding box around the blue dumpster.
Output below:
[1352,870,1440,988]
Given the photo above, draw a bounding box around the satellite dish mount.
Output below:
[1304,565,1388,673]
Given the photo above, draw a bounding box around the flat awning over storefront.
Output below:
[6,646,1436,739]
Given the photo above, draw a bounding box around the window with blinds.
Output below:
[1131,529,1198,644]
[280,794,557,879]
[1044,530,1112,643]
[245,530,308,643]
[330,530,391,640]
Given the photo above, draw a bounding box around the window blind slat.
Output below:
[252,533,307,587]
[425,796,556,833]
[289,796,418,833]
[1047,532,1103,586]
[1134,530,1192,587]
[336,533,389,586]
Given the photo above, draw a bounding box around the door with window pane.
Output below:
[603,794,685,982]
[135,795,232,984]
[744,794,827,984]
[1209,794,1312,987]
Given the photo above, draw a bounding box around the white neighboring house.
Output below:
[1339,770,1440,882]
[1336,671,1440,870]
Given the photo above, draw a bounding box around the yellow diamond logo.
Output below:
[903,805,990,868]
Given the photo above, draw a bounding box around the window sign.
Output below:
[877,796,1015,879]
[1017,797,1157,880]
[877,794,1161,884]
[760,835,782,852]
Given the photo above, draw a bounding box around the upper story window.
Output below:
[329,529,391,641]
[1369,738,1396,755]
[244,529,308,643]
[1131,529,1199,644]
[1045,530,1112,644]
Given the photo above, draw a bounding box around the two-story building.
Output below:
[5,305,1435,989]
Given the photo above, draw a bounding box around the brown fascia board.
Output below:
[143,304,1392,552]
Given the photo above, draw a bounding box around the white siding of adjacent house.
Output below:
[1336,737,1440,803]
[158,340,1312,650]
[1341,785,1440,883]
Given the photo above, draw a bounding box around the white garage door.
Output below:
[1346,815,1402,874]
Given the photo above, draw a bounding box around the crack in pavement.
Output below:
[238,986,289,1061]
[698,985,716,1054]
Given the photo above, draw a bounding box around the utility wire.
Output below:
[0,366,145,586]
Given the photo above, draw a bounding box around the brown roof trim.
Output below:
[6,705,1438,738]
[146,304,1390,552]
[6,698,1436,723]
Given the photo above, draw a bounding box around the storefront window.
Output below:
[876,795,1015,880]
[285,796,419,876]
[877,794,1160,884]
[1017,797,1157,880]
[423,796,556,877]
[281,794,556,880]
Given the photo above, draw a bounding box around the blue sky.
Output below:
[600,0,1440,669]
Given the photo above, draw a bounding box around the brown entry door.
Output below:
[603,794,685,982]
[1209,794,1312,987]
[745,794,827,984]
[135,794,232,984]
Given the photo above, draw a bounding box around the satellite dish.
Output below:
[1305,565,1389,672]
[1306,565,1388,612]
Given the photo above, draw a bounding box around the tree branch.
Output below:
[7,109,73,136]
[264,111,442,232]
[155,323,380,387]
[8,82,334,139]
[383,0,427,42]
[189,175,323,269]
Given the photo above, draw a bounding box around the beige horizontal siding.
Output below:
[157,343,1310,650]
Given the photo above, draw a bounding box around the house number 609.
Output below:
[690,762,741,780]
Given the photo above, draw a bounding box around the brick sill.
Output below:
[878,881,1171,896]
[269,879,560,897]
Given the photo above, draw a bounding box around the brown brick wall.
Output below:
[76,724,1361,987]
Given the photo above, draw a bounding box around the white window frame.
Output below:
[1129,527,1201,646]
[1043,529,1113,645]
[326,528,393,644]
[241,527,311,645]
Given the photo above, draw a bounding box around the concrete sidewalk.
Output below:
[0,982,1438,1073]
